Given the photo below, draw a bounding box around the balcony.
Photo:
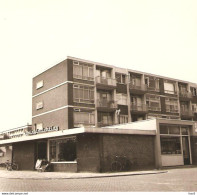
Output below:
[97,121,114,127]
[179,91,193,101]
[96,76,117,90]
[180,109,194,118]
[130,103,148,114]
[147,86,160,92]
[96,99,118,112]
[129,83,147,95]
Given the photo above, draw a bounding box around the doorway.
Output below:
[182,136,190,165]
[37,141,47,160]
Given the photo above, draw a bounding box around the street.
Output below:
[0,168,197,192]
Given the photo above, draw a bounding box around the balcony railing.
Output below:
[148,106,161,111]
[97,99,117,109]
[180,109,194,117]
[179,91,193,99]
[147,86,160,92]
[130,103,148,112]
[129,83,147,92]
[97,121,114,127]
[96,76,117,86]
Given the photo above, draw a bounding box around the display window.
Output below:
[49,137,76,162]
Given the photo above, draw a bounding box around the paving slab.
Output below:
[0,169,167,180]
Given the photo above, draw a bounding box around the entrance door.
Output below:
[37,141,47,160]
[182,137,190,165]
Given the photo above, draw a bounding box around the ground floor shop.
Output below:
[0,119,197,172]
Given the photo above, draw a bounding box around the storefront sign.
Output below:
[26,126,59,135]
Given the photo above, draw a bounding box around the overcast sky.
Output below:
[0,0,197,131]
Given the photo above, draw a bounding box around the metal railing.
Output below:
[129,83,147,91]
[96,76,117,86]
[179,91,193,99]
[130,103,148,112]
[97,99,118,109]
[180,109,194,116]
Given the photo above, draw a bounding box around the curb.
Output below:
[0,170,168,180]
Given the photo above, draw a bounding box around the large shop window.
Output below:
[73,61,94,81]
[73,84,94,104]
[160,136,181,155]
[49,137,76,162]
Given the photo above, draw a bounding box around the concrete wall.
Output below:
[76,134,101,172]
[13,141,35,170]
[0,145,12,164]
[101,134,155,172]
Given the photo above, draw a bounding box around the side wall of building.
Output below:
[76,134,101,172]
[101,134,155,172]
[13,141,35,170]
[191,136,197,165]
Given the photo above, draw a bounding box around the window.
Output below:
[36,123,43,131]
[145,76,159,91]
[73,84,94,104]
[164,81,175,94]
[74,110,95,127]
[116,93,127,105]
[119,115,128,124]
[160,137,181,154]
[49,137,76,162]
[36,101,43,110]
[131,76,141,86]
[115,73,126,84]
[36,80,43,89]
[146,95,161,111]
[191,87,197,96]
[192,104,197,113]
[165,98,178,113]
[73,61,94,81]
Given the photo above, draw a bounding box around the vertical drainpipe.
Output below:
[127,70,131,122]
[94,64,98,127]
[176,82,181,119]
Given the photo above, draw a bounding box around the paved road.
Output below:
[0,168,197,192]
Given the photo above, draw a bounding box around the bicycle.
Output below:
[5,160,18,171]
[111,155,131,172]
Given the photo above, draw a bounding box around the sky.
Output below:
[0,0,197,131]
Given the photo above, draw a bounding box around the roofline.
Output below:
[0,125,32,134]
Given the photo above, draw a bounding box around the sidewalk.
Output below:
[0,169,167,180]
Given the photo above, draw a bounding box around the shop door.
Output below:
[182,137,190,165]
[37,141,47,160]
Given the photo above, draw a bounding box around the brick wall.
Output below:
[101,134,155,172]
[13,141,35,170]
[76,134,101,172]
[191,136,197,165]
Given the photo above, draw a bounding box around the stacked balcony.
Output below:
[96,76,117,90]
[179,91,193,101]
[129,83,147,95]
[96,99,118,112]
[180,109,194,118]
[130,103,148,114]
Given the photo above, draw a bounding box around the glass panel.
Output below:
[57,138,76,162]
[160,125,168,134]
[169,126,180,134]
[160,136,181,154]
[49,140,56,162]
[181,127,189,135]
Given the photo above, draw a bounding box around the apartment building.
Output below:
[32,56,197,131]
[0,56,197,172]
